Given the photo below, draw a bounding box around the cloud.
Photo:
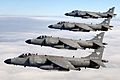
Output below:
[0,16,120,80]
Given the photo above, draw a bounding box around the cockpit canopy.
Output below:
[18,53,38,58]
[57,21,65,24]
[36,35,50,39]
[72,10,78,13]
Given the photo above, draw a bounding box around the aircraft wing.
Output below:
[59,38,81,48]
[93,40,104,47]
[75,24,93,31]
[91,60,106,67]
[47,57,75,70]
[86,12,100,18]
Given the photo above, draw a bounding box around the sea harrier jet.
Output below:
[4,47,108,71]
[25,32,107,50]
[48,18,113,32]
[65,7,116,19]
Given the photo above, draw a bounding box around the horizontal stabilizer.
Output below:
[91,60,106,67]
[93,41,104,47]
[103,25,112,30]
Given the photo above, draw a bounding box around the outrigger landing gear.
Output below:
[78,68,81,71]
[75,68,81,71]
[79,68,81,71]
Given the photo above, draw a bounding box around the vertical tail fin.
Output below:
[94,46,104,59]
[106,7,115,14]
[100,18,111,25]
[83,47,104,60]
[83,47,106,67]
[91,32,105,43]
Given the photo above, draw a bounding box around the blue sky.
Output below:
[0,0,119,16]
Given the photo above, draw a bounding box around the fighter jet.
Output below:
[48,18,113,32]
[65,7,116,19]
[4,47,108,71]
[25,32,107,50]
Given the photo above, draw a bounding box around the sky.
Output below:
[0,0,119,16]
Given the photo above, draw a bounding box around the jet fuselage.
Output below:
[25,36,101,50]
[4,54,100,71]
[48,21,111,32]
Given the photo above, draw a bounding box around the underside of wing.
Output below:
[75,24,93,31]
[47,57,75,70]
[91,60,106,67]
[59,38,81,48]
[87,12,100,18]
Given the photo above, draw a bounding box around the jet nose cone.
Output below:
[65,13,69,16]
[25,39,31,44]
[4,59,11,64]
[48,25,53,28]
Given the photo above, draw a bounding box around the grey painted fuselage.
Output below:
[25,32,106,50]
[4,54,104,71]
[4,47,108,71]
[48,19,113,32]
[65,7,116,19]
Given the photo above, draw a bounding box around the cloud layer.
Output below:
[0,16,120,80]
